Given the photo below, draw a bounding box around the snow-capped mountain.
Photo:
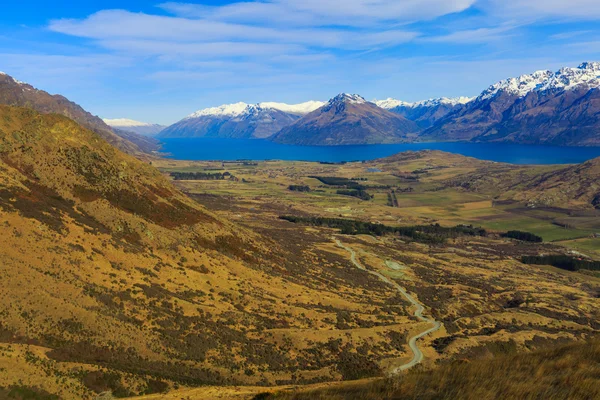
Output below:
[270,93,419,145]
[376,97,473,109]
[422,62,600,146]
[479,62,600,101]
[185,101,325,119]
[258,101,326,115]
[103,118,166,136]
[160,100,324,139]
[376,97,474,129]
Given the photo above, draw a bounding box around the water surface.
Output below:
[160,138,600,165]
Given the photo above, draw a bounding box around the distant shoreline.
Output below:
[157,138,600,165]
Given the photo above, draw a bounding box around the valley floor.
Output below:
[1,146,599,399]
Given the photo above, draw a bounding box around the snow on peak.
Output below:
[259,100,325,115]
[375,98,413,109]
[186,102,251,118]
[479,62,600,101]
[103,118,154,127]
[186,100,325,119]
[330,93,367,104]
[0,71,26,85]
[376,97,473,109]
[419,97,474,107]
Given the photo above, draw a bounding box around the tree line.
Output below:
[336,189,372,201]
[521,255,600,272]
[279,215,487,244]
[170,172,237,181]
[288,185,311,192]
[502,230,543,243]
[309,176,366,190]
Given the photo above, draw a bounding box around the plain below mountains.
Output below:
[158,62,600,146]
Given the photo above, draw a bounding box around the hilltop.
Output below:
[0,72,154,156]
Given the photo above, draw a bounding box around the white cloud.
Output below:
[424,26,516,44]
[158,0,476,26]
[483,0,600,20]
[98,40,306,57]
[49,9,418,52]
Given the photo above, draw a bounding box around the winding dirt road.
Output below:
[334,238,442,374]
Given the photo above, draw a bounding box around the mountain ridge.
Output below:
[0,72,155,156]
[159,100,325,139]
[269,93,419,145]
[157,61,600,146]
[423,62,600,145]
[104,118,167,137]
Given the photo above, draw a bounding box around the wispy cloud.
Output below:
[158,0,477,27]
[424,26,517,44]
[49,9,419,52]
[3,0,596,124]
[482,0,600,20]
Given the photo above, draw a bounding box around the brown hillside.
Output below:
[0,105,435,398]
[447,156,600,209]
[0,73,154,156]
[264,337,600,400]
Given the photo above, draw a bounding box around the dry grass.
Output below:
[265,337,600,400]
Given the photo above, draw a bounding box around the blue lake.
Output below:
[160,138,600,165]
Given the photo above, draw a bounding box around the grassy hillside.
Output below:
[0,73,157,156]
[0,105,439,398]
[263,337,600,400]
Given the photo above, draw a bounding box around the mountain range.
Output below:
[159,101,324,139]
[375,97,474,129]
[104,118,166,136]
[157,62,600,146]
[422,62,600,146]
[3,62,599,148]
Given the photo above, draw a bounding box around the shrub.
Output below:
[502,230,543,243]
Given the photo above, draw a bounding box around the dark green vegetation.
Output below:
[170,171,237,181]
[386,191,399,207]
[501,230,543,243]
[336,189,372,201]
[279,216,486,244]
[260,338,600,400]
[0,386,60,400]
[521,255,600,272]
[288,185,311,192]
[309,176,367,189]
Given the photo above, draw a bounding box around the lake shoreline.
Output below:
[159,138,600,165]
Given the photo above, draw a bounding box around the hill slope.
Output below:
[0,72,150,155]
[0,104,262,396]
[270,94,419,145]
[0,105,432,398]
[262,338,600,400]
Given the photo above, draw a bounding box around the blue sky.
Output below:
[1,1,599,124]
